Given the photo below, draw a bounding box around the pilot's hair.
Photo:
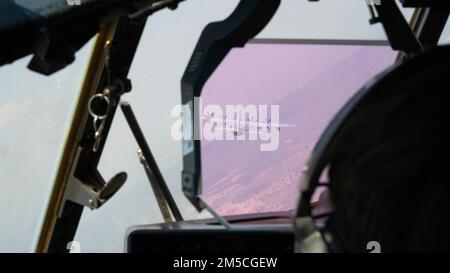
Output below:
[327,53,450,252]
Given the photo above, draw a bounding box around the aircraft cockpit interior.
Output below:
[1,0,450,257]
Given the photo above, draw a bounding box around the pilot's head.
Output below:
[325,48,450,252]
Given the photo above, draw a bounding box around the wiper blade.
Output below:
[121,101,184,222]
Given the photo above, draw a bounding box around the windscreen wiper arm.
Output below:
[121,101,183,222]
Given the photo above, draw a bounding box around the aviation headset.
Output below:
[293,45,450,253]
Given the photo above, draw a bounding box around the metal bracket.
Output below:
[372,0,423,55]
[59,148,127,216]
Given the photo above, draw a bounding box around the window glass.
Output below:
[0,39,94,252]
[200,41,396,216]
[258,0,413,40]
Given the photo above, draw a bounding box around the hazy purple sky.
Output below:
[201,43,396,215]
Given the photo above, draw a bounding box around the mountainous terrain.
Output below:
[201,43,396,216]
